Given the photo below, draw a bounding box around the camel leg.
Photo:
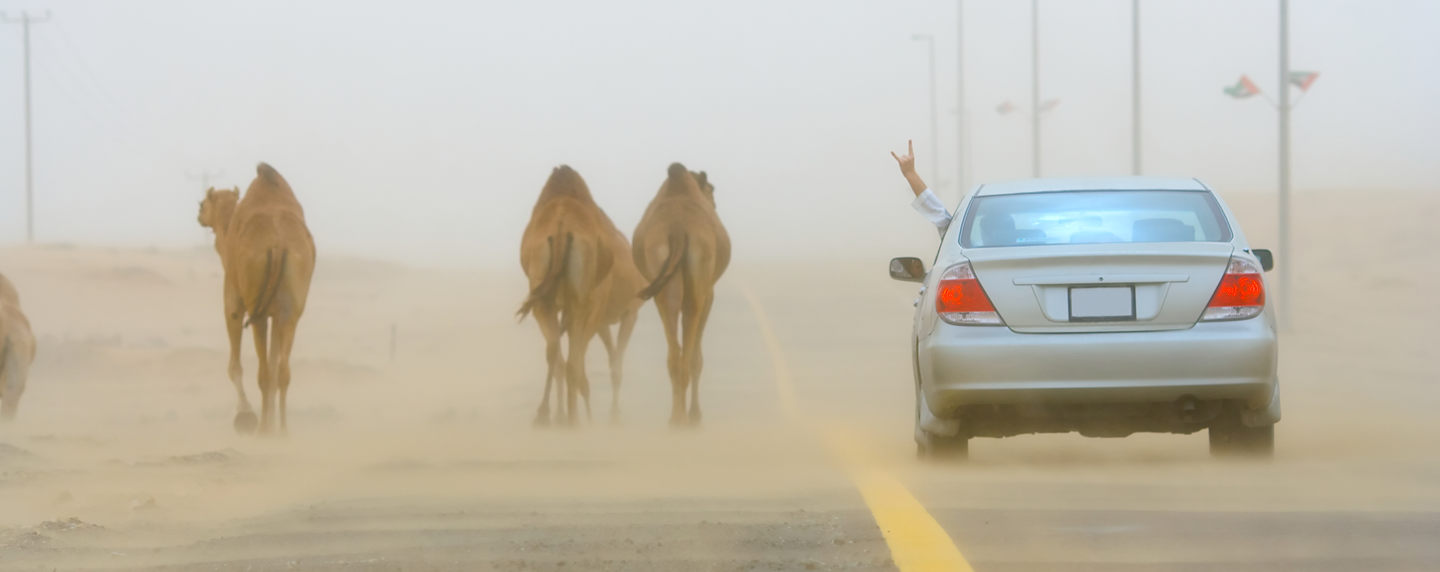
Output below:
[685,285,716,426]
[608,311,638,426]
[654,283,688,428]
[565,312,600,427]
[533,306,565,427]
[0,348,29,422]
[595,324,620,425]
[271,315,297,437]
[224,285,257,435]
[251,318,274,436]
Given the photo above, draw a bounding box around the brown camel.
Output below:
[0,272,36,422]
[198,163,316,435]
[633,164,729,427]
[518,166,643,426]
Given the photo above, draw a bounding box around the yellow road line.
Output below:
[736,282,974,572]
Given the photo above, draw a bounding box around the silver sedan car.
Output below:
[890,177,1279,460]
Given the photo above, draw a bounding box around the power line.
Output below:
[31,58,182,168]
[2,10,51,244]
[31,26,193,167]
[42,20,195,166]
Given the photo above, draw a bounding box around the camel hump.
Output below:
[667,163,687,180]
[537,165,593,203]
[256,163,284,186]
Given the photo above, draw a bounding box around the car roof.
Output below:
[973,176,1211,197]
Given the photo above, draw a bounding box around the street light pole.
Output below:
[956,0,967,199]
[2,10,51,244]
[1132,0,1142,176]
[1031,0,1041,179]
[1278,0,1292,328]
[914,34,939,192]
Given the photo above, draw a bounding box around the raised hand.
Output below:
[891,140,928,196]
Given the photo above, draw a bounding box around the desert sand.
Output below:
[0,190,1438,571]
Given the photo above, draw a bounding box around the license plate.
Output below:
[1069,286,1136,322]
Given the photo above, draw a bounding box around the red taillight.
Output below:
[936,279,994,313]
[935,262,1003,326]
[1202,257,1265,321]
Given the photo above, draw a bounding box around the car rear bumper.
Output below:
[919,314,1278,417]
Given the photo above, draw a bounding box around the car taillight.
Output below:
[936,262,1004,326]
[1201,257,1265,321]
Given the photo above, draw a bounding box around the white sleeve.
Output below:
[910,189,953,237]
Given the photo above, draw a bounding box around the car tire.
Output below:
[1208,416,1274,459]
[918,430,969,462]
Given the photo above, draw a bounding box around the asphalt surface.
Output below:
[3,221,1439,571]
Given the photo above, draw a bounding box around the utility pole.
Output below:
[1031,0,1041,179]
[913,34,938,193]
[956,0,967,199]
[1132,0,1142,176]
[2,10,50,244]
[187,168,226,191]
[1277,0,1292,328]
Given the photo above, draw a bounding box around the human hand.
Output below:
[890,140,917,177]
[891,140,928,196]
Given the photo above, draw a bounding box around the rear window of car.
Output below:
[958,190,1232,248]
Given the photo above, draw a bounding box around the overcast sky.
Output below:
[0,0,1436,267]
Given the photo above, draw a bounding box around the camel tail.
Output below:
[517,232,573,320]
[638,233,687,301]
[243,249,288,328]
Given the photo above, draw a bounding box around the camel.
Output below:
[0,272,36,422]
[518,166,644,426]
[198,163,316,436]
[632,164,729,427]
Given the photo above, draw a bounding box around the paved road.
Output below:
[2,251,1438,571]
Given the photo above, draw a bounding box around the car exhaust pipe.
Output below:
[1174,395,1201,423]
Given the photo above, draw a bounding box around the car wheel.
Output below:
[918,430,969,462]
[1208,415,1274,459]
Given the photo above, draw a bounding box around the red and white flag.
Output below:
[1288,71,1319,91]
[1223,75,1262,99]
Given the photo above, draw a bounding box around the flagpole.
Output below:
[1278,0,1292,330]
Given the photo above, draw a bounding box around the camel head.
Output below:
[692,171,715,206]
[198,187,240,233]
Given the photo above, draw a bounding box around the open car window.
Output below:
[959,190,1232,248]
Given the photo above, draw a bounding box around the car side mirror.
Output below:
[1251,249,1274,272]
[889,257,926,283]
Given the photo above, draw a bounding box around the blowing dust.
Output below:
[0,190,1437,569]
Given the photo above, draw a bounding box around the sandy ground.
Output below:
[1,190,1438,571]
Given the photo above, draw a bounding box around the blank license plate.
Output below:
[1069,286,1136,322]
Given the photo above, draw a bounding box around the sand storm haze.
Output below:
[0,1,1438,569]
[0,190,1438,570]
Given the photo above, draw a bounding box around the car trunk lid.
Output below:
[964,242,1234,333]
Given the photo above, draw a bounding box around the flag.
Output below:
[1288,70,1319,91]
[1224,75,1261,99]
[996,101,1015,115]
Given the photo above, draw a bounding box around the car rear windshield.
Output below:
[959,190,1232,248]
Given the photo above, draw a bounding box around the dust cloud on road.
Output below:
[1,190,1439,571]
